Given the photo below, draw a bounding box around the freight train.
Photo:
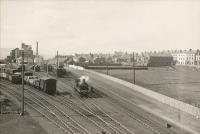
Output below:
[26,76,57,95]
[74,76,93,97]
[0,67,22,84]
[0,66,57,95]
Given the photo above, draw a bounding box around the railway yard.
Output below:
[0,65,200,134]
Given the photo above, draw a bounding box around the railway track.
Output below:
[68,70,175,134]
[28,84,134,134]
[0,80,91,134]
[1,80,134,134]
[54,77,135,134]
[82,101,134,134]
[55,72,172,134]
[92,83,173,134]
[25,70,173,134]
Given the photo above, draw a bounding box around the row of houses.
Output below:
[172,50,200,66]
[7,46,199,67]
[48,49,200,67]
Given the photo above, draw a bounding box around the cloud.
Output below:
[1,0,200,58]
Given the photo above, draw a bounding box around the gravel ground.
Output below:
[94,66,200,107]
[0,115,48,134]
[0,93,48,134]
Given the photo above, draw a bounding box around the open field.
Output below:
[93,66,200,107]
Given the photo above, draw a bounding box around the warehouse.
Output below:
[147,54,173,67]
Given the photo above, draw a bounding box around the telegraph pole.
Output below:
[36,41,38,64]
[56,51,58,79]
[133,52,135,84]
[106,62,108,75]
[21,50,25,116]
[47,63,48,77]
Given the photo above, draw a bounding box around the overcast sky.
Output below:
[1,0,200,58]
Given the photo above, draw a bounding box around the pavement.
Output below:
[68,67,200,134]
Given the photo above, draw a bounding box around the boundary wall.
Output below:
[86,69,200,118]
[68,65,200,118]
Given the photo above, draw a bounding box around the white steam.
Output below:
[79,75,90,84]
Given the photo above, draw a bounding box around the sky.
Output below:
[1,0,200,58]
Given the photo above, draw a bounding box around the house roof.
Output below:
[40,77,56,81]
[149,54,172,57]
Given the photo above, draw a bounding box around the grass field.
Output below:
[93,66,200,107]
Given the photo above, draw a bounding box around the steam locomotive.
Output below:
[74,76,93,97]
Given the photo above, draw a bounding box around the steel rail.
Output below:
[1,80,91,134]
[93,83,172,134]
[0,83,71,134]
[91,102,134,134]
[25,88,91,134]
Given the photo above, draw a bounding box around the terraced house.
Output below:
[172,49,200,66]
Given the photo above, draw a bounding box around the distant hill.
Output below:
[0,48,12,59]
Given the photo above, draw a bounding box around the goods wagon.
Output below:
[17,65,25,72]
[43,64,53,72]
[8,74,22,84]
[52,66,66,77]
[0,67,21,84]
[31,65,40,72]
[39,77,57,95]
